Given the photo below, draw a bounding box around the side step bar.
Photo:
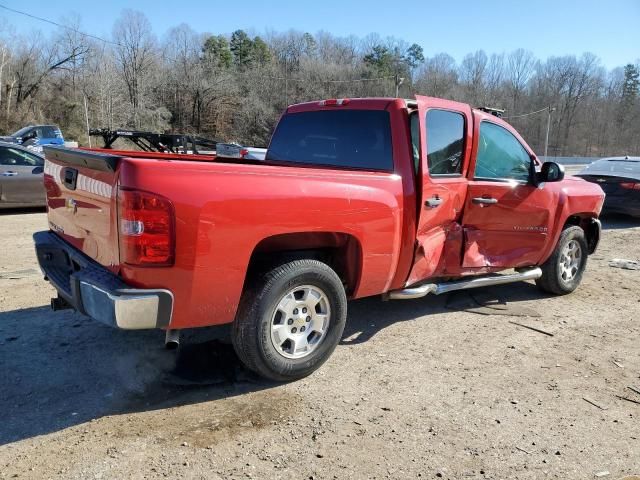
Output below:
[385,267,542,300]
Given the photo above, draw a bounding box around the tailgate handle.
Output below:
[63,168,78,190]
[472,197,498,205]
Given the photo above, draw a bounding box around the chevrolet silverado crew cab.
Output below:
[34,96,605,381]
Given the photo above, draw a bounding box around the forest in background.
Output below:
[0,9,638,157]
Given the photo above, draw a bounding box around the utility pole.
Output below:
[544,106,556,160]
[83,94,92,148]
[284,57,288,108]
[394,74,404,98]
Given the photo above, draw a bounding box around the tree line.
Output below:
[0,9,638,157]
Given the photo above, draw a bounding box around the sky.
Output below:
[0,0,638,70]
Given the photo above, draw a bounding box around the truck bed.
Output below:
[42,145,410,328]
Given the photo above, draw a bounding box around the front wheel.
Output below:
[536,225,588,295]
[232,259,347,381]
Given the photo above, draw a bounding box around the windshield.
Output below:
[11,127,33,137]
[266,110,393,171]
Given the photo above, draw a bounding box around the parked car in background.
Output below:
[0,125,64,151]
[575,156,640,218]
[0,142,45,208]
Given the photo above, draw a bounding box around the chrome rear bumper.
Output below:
[34,230,173,329]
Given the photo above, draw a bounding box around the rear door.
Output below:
[405,96,473,285]
[0,147,45,204]
[461,118,555,268]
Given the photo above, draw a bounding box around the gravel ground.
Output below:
[1,209,639,480]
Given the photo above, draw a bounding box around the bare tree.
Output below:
[112,9,157,128]
[506,49,535,112]
[459,50,489,105]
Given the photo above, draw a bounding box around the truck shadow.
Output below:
[341,281,547,346]
[0,306,268,445]
[0,281,548,445]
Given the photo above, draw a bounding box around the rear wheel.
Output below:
[536,226,588,295]
[232,259,347,381]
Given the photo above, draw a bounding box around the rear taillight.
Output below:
[118,189,175,266]
[620,182,640,190]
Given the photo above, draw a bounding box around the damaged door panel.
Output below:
[461,120,556,269]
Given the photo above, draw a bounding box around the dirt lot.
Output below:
[1,209,639,480]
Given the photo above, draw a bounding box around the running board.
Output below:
[385,267,542,300]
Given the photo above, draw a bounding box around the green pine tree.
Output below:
[202,35,232,69]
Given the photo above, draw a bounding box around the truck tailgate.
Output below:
[43,146,121,271]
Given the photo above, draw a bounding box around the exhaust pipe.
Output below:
[165,329,180,350]
[386,267,542,300]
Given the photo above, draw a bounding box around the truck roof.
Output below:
[285,96,518,140]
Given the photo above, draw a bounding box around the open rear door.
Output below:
[404,95,473,286]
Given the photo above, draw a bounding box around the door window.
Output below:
[0,147,44,166]
[38,126,59,138]
[474,122,531,182]
[425,109,465,175]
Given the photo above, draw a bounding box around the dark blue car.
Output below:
[0,125,64,147]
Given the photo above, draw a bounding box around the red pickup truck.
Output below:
[34,96,605,381]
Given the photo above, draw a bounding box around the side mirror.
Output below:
[537,161,565,184]
[32,166,44,174]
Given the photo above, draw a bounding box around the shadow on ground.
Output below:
[0,207,46,216]
[341,281,546,345]
[600,213,640,230]
[0,306,270,445]
[0,281,546,445]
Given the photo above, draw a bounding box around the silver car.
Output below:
[0,142,45,208]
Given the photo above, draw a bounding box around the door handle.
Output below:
[472,197,498,205]
[1,171,18,176]
[425,196,443,208]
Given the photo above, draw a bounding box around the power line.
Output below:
[503,106,549,119]
[0,3,122,47]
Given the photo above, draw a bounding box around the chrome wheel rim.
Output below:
[270,285,331,359]
[560,240,582,282]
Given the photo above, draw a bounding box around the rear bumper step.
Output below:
[385,267,542,300]
[34,230,173,329]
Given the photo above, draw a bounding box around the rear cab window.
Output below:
[266,110,393,171]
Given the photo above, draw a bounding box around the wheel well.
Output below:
[245,232,363,296]
[564,214,600,254]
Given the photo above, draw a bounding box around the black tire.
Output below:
[536,225,588,295]
[232,259,347,382]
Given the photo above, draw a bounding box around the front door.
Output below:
[405,96,473,286]
[461,119,555,268]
